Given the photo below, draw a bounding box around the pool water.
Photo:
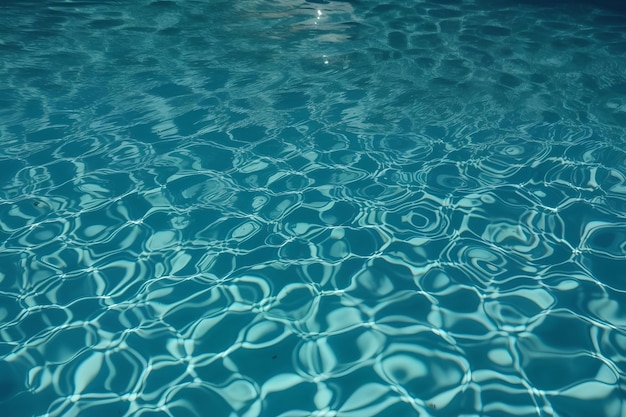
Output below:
[1,0,625,416]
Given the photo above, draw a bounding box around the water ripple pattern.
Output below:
[1,1,625,416]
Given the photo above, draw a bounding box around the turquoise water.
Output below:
[1,0,625,416]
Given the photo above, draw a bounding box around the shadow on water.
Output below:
[504,0,626,13]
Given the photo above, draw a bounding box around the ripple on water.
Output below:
[1,1,626,416]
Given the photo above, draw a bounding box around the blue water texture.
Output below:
[1,1,625,416]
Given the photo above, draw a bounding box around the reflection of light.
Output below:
[315,9,322,25]
[318,10,325,65]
